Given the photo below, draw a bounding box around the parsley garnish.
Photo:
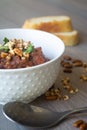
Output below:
[0,46,9,52]
[23,43,34,53]
[0,37,9,52]
[3,37,9,45]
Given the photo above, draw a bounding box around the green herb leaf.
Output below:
[0,46,9,52]
[3,37,9,45]
[24,44,34,53]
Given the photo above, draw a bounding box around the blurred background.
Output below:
[0,0,87,32]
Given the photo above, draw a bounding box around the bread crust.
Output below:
[54,30,79,46]
[22,16,79,46]
[22,16,73,33]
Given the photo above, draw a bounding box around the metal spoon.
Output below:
[2,101,87,128]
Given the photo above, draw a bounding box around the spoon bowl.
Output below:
[2,101,87,128]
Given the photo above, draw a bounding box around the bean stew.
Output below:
[0,38,49,69]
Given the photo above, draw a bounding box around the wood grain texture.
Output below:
[0,0,87,130]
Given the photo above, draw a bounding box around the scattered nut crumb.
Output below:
[73,120,87,130]
[80,74,87,81]
[63,95,69,100]
[44,55,87,101]
[73,120,84,127]
[63,55,72,61]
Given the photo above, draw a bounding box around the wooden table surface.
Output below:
[0,0,87,130]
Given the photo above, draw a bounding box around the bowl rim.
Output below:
[0,28,65,72]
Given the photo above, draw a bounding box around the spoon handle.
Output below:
[66,106,87,114]
[57,107,87,123]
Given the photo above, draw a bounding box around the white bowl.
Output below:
[0,28,65,104]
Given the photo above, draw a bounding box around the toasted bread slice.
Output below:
[53,30,79,46]
[22,16,73,33]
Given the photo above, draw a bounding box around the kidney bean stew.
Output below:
[0,37,49,69]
